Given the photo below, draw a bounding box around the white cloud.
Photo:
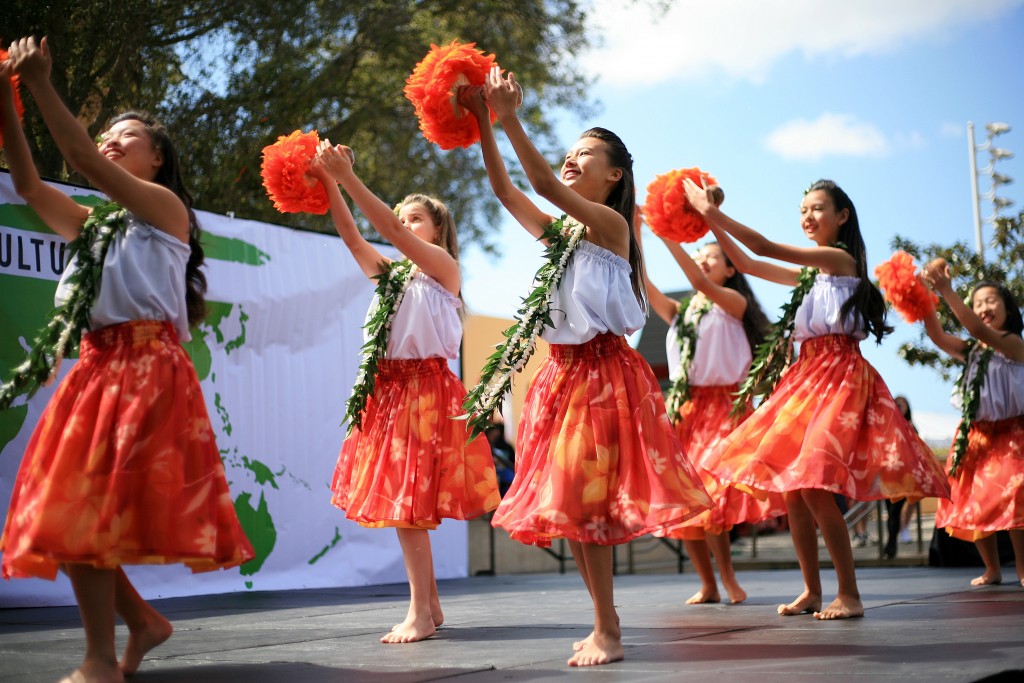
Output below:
[581,0,1024,86]
[764,113,889,161]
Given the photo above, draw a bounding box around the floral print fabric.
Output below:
[492,334,712,547]
[332,357,500,529]
[936,414,1024,541]
[705,334,950,503]
[661,385,787,539]
[1,321,254,580]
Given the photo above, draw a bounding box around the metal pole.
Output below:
[967,122,984,261]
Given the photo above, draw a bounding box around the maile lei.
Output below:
[0,201,126,410]
[731,266,818,416]
[462,215,586,441]
[342,259,418,434]
[948,341,993,476]
[664,295,712,423]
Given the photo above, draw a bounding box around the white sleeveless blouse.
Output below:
[666,302,751,386]
[962,348,1024,421]
[541,240,646,345]
[794,273,866,342]
[55,214,191,342]
[384,271,462,360]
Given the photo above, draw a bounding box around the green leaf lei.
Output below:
[731,266,818,416]
[462,215,586,442]
[664,295,712,423]
[948,342,993,476]
[342,259,418,435]
[0,201,126,410]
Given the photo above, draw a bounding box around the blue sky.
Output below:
[459,0,1024,441]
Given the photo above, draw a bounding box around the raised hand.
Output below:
[5,36,52,87]
[482,65,521,118]
[682,176,714,216]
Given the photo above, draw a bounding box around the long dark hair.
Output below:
[107,111,207,327]
[807,179,891,343]
[579,127,647,312]
[971,280,1023,336]
[707,242,771,351]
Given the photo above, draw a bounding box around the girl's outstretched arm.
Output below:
[0,61,87,241]
[919,299,968,363]
[684,177,854,277]
[632,213,681,324]
[923,260,1024,362]
[659,238,746,321]
[6,37,188,242]
[706,222,799,286]
[482,68,627,253]
[318,142,460,295]
[308,143,386,280]
[459,85,552,239]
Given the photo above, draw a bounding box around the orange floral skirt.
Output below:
[661,385,787,540]
[491,334,713,547]
[1,321,255,580]
[331,357,499,529]
[704,335,950,502]
[936,414,1024,541]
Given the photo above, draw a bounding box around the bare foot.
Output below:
[970,573,1002,586]
[686,587,721,605]
[391,606,443,631]
[814,595,864,620]
[381,614,436,644]
[724,585,747,605]
[60,658,125,683]
[120,613,173,675]
[567,630,623,667]
[572,632,593,652]
[777,590,821,616]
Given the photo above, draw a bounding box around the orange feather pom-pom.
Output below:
[642,167,718,243]
[260,129,328,215]
[0,48,26,150]
[875,250,938,323]
[404,41,499,150]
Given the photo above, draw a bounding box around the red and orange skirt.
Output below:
[331,357,500,529]
[704,334,950,503]
[1,320,255,580]
[936,414,1024,541]
[661,385,787,540]
[491,333,713,547]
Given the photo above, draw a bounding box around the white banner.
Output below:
[0,172,468,607]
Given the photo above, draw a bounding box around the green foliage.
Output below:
[2,1,595,252]
[891,208,1024,379]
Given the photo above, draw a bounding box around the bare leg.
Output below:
[1010,530,1024,586]
[569,540,596,651]
[778,490,823,616]
[803,489,863,620]
[682,537,721,604]
[972,533,1003,586]
[706,531,746,604]
[382,528,438,643]
[113,568,172,675]
[64,564,124,683]
[568,543,623,667]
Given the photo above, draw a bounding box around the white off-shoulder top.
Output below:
[794,273,866,342]
[666,302,751,386]
[55,214,191,342]
[384,271,462,359]
[542,240,646,345]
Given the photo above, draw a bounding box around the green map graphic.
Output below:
[1,199,338,587]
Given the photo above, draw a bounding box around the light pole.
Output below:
[967,121,1014,262]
